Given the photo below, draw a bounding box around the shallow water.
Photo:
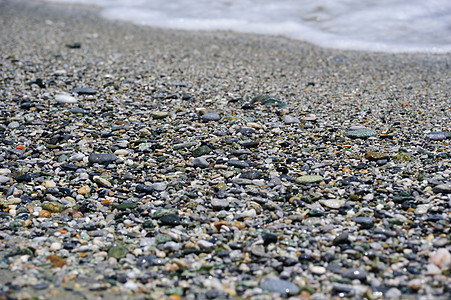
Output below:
[46,0,451,53]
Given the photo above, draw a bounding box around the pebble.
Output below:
[191,157,210,168]
[295,175,323,184]
[160,214,181,226]
[93,176,112,188]
[202,112,221,122]
[197,240,215,252]
[345,128,377,139]
[282,115,300,124]
[55,93,77,103]
[70,87,98,95]
[260,279,300,296]
[353,217,374,229]
[211,198,229,210]
[152,182,167,191]
[429,248,451,269]
[108,245,128,259]
[151,111,169,119]
[342,268,367,281]
[432,183,451,194]
[227,160,249,168]
[88,153,117,164]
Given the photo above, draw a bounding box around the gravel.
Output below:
[0,1,450,299]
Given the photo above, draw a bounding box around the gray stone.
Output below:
[345,128,377,139]
[192,157,210,168]
[227,160,249,168]
[88,153,117,165]
[202,112,221,122]
[432,183,451,194]
[211,198,229,210]
[282,115,300,124]
[342,268,367,281]
[260,279,300,296]
[295,175,323,184]
[152,182,167,191]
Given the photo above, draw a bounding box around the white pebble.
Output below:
[55,94,77,103]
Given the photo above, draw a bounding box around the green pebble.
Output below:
[192,145,211,157]
[151,111,169,119]
[392,153,414,162]
[295,175,324,184]
[116,202,137,210]
[108,245,128,259]
[345,129,377,139]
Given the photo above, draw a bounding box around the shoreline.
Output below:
[1,0,450,299]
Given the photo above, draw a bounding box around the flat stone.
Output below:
[135,184,154,194]
[240,169,261,179]
[108,245,128,259]
[160,213,181,226]
[192,145,211,157]
[319,199,345,209]
[295,175,323,184]
[192,157,210,168]
[93,176,112,188]
[228,160,249,168]
[151,111,169,119]
[0,175,10,183]
[55,94,77,103]
[260,279,300,296]
[365,151,389,161]
[353,217,374,229]
[70,87,98,95]
[342,268,367,281]
[432,183,451,194]
[202,112,221,122]
[152,182,167,191]
[283,115,300,124]
[345,128,377,139]
[211,198,229,210]
[197,240,215,252]
[88,153,117,165]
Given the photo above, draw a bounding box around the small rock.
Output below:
[240,169,261,179]
[283,115,300,124]
[353,217,374,229]
[151,111,169,119]
[192,157,210,168]
[310,265,326,274]
[295,175,323,184]
[55,94,77,104]
[88,153,117,165]
[197,240,215,252]
[93,176,112,188]
[365,151,389,161]
[108,245,128,259]
[152,182,167,191]
[260,279,300,296]
[429,248,451,269]
[432,183,451,194]
[228,160,249,168]
[70,87,98,95]
[319,199,344,209]
[211,198,229,210]
[345,128,377,139]
[78,186,91,195]
[202,112,221,122]
[135,184,154,194]
[342,268,367,281]
[160,214,181,226]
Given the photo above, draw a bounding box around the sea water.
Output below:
[46,0,451,54]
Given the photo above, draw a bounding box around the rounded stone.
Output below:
[202,112,221,122]
[108,245,128,259]
[345,128,377,139]
[295,175,323,184]
[260,279,300,296]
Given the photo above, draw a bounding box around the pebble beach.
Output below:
[1,0,451,299]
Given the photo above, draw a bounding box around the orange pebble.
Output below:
[39,210,51,218]
[16,145,27,150]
